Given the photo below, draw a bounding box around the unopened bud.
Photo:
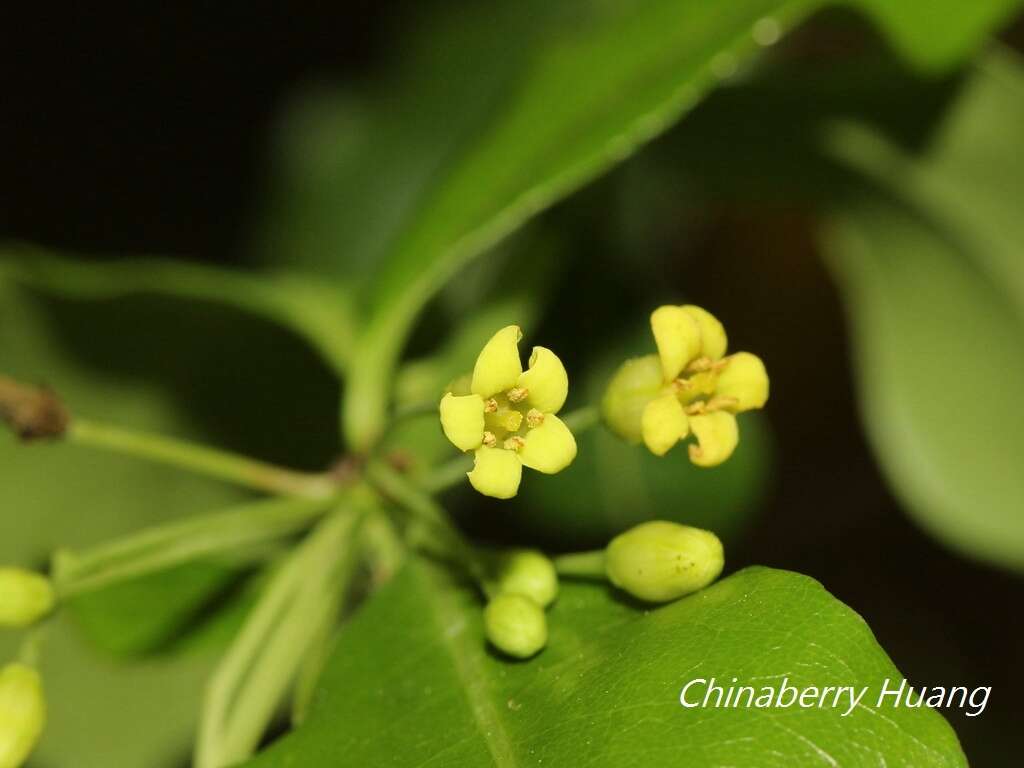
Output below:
[605,521,724,603]
[0,663,45,768]
[0,569,55,628]
[484,594,547,659]
[494,550,558,608]
[601,354,664,444]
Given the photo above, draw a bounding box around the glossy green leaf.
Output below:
[822,50,1024,572]
[245,559,965,766]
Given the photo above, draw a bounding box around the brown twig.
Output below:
[0,374,69,441]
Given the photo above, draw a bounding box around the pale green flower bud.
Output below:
[494,550,558,608]
[483,594,547,659]
[605,521,724,603]
[0,569,55,628]
[0,663,45,768]
[601,354,664,443]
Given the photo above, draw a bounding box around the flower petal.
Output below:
[519,414,577,474]
[688,411,739,467]
[468,447,523,499]
[439,393,485,451]
[641,393,689,456]
[683,305,728,360]
[715,352,769,412]
[517,346,568,414]
[471,325,523,397]
[650,305,701,381]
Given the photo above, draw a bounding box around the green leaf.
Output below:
[0,277,338,765]
[852,0,1021,72]
[340,0,823,449]
[0,246,356,373]
[244,559,965,766]
[821,50,1024,571]
[319,0,1021,449]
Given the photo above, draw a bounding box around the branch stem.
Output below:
[69,418,337,499]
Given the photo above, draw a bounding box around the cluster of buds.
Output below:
[482,550,558,659]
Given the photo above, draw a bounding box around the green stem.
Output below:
[69,418,337,499]
[365,461,488,590]
[196,501,369,768]
[553,549,606,579]
[419,455,473,494]
[51,495,338,598]
[562,405,599,433]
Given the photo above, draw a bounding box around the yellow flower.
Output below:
[440,326,577,499]
[602,305,768,466]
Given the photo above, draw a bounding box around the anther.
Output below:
[526,409,545,428]
[703,396,739,412]
[506,387,529,404]
[482,431,497,448]
[685,402,707,416]
[685,357,714,374]
[671,378,693,394]
[484,398,499,413]
[504,436,526,451]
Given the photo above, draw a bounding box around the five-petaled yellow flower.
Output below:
[602,305,768,466]
[440,326,577,499]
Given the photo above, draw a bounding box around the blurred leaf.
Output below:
[852,0,1021,72]
[245,559,965,766]
[0,247,356,373]
[822,50,1024,571]
[340,0,826,448]
[0,275,338,765]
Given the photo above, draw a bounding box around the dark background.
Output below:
[3,4,1022,765]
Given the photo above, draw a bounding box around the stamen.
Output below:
[503,436,526,451]
[685,402,707,416]
[484,398,499,413]
[685,356,714,374]
[671,378,693,394]
[526,408,545,428]
[506,387,529,404]
[482,431,497,448]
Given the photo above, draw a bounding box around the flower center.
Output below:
[669,358,738,415]
[482,390,545,450]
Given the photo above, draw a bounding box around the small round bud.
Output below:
[0,569,55,628]
[495,550,558,608]
[601,354,664,443]
[0,663,45,768]
[483,594,547,659]
[605,521,724,603]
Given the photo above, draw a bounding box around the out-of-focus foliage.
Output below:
[0,275,338,766]
[823,49,1024,572]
